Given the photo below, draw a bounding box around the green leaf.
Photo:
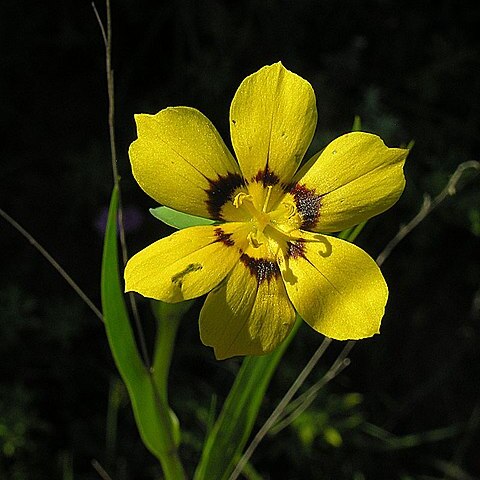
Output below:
[337,221,367,242]
[150,206,216,229]
[101,186,185,479]
[194,317,302,480]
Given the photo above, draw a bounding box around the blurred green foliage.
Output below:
[1,0,479,479]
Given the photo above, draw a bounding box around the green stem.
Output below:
[151,300,193,401]
[143,365,186,480]
[149,300,194,480]
[154,422,186,480]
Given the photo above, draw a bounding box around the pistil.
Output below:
[233,188,303,250]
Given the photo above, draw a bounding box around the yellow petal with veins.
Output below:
[200,258,296,359]
[130,107,241,219]
[124,223,248,302]
[230,62,317,184]
[294,132,408,232]
[280,233,387,340]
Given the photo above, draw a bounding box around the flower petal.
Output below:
[129,107,243,219]
[230,62,317,184]
[199,255,296,360]
[280,233,388,340]
[125,223,247,302]
[291,132,408,232]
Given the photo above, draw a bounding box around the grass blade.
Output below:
[101,186,185,479]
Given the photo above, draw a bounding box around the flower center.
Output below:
[233,186,302,248]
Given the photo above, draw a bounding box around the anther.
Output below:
[233,192,252,208]
[247,231,263,248]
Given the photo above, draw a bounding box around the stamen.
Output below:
[267,200,303,239]
[262,185,273,213]
[233,192,252,208]
[247,230,263,248]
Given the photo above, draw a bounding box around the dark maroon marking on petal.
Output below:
[205,173,246,220]
[286,239,306,259]
[240,254,280,284]
[252,166,280,187]
[289,183,323,230]
[214,227,235,247]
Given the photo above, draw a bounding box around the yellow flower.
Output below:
[124,63,408,360]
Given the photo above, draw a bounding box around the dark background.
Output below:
[1,1,479,479]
